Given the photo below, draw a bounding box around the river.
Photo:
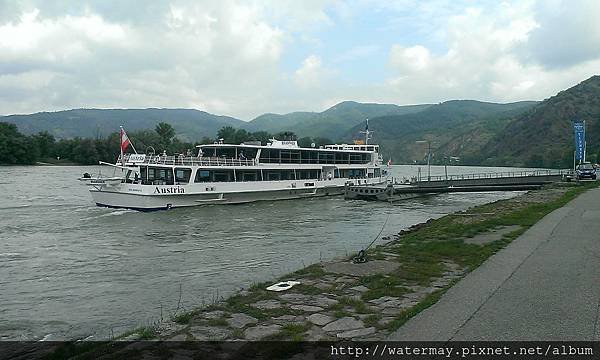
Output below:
[0,165,534,340]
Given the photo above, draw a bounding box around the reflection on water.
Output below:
[0,165,532,340]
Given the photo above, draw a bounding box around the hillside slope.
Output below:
[2,108,245,141]
[345,100,537,164]
[244,101,431,139]
[477,76,600,167]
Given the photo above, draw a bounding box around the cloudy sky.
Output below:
[1,0,599,120]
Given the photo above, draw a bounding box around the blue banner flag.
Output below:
[573,121,585,161]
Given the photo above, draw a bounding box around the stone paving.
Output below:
[145,253,466,341]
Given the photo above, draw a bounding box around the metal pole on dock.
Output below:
[444,156,448,181]
[427,141,431,181]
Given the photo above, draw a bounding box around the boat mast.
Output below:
[359,119,372,145]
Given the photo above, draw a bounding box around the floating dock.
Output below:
[345,169,571,201]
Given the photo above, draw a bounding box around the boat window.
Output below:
[213,170,232,182]
[374,168,381,177]
[259,149,280,163]
[267,172,280,181]
[195,170,211,182]
[297,170,321,180]
[175,168,192,184]
[146,167,174,185]
[280,150,301,164]
[239,171,260,182]
[318,152,334,164]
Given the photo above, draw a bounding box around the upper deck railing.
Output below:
[120,154,256,167]
[119,154,376,167]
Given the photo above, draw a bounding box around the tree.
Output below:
[72,138,100,165]
[195,136,213,145]
[217,126,237,143]
[155,122,176,149]
[313,137,333,146]
[32,131,56,159]
[251,131,271,145]
[0,122,37,164]
[297,136,313,148]
[274,131,296,141]
[233,129,253,144]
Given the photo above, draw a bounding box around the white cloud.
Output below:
[523,0,600,68]
[0,1,286,119]
[0,0,599,122]
[384,1,599,105]
[294,55,325,89]
[389,45,431,72]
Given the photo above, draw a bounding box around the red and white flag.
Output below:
[387,158,392,166]
[120,127,130,154]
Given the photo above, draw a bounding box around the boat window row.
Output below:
[194,169,323,182]
[259,149,371,165]
[135,167,378,184]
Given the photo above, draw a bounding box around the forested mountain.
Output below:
[344,100,538,164]
[243,101,431,139]
[1,108,245,142]
[476,75,600,167]
[3,75,599,168]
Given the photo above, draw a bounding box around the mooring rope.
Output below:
[353,212,391,263]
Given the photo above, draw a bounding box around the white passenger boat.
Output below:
[82,123,388,210]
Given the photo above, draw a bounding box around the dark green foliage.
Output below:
[0,123,38,164]
[155,122,176,149]
[0,121,197,165]
[274,130,297,141]
[217,126,262,144]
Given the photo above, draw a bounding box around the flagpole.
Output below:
[120,126,124,166]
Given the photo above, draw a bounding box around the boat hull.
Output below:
[90,183,361,210]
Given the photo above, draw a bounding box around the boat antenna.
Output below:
[359,118,372,145]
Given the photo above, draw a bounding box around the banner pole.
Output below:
[583,120,587,163]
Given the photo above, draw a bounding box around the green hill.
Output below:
[345,100,537,164]
[244,112,316,133]
[244,101,431,139]
[476,75,600,167]
[4,75,598,168]
[1,108,245,142]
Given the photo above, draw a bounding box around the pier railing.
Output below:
[119,154,256,167]
[417,169,571,183]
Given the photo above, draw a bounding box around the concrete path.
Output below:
[389,187,600,341]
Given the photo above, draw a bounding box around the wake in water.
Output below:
[80,209,136,220]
